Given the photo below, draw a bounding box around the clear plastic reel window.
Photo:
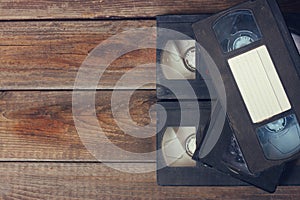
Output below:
[161,40,196,79]
[213,10,262,53]
[162,127,196,167]
[256,114,300,160]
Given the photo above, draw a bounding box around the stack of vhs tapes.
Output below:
[156,0,300,192]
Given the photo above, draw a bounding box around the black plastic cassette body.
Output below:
[156,15,215,100]
[192,0,300,173]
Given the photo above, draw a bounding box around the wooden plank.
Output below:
[0,20,156,90]
[0,90,156,161]
[0,0,298,20]
[0,162,298,199]
[1,20,299,90]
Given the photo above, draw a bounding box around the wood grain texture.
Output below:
[0,20,156,90]
[1,20,299,90]
[0,162,299,199]
[0,90,156,161]
[0,0,298,20]
[0,0,299,198]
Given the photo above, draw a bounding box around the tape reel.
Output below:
[161,40,196,80]
[227,30,258,51]
[257,114,300,160]
[162,127,196,167]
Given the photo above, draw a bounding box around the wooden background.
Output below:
[0,0,299,199]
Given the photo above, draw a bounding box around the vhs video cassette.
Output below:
[192,0,300,173]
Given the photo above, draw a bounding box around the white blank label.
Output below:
[228,45,291,123]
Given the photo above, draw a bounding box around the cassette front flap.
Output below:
[192,0,300,173]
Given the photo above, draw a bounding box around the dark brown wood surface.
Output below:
[0,162,299,200]
[0,0,299,199]
[0,0,298,20]
[0,21,156,90]
[0,91,156,160]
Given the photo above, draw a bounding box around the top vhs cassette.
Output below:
[192,0,300,173]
